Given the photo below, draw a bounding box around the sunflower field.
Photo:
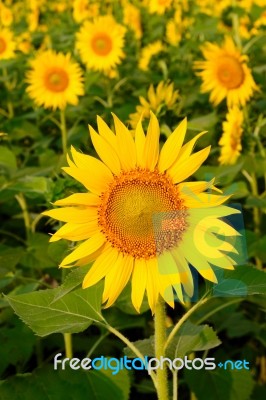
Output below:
[0,0,266,399]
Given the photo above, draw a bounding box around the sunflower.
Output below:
[72,0,99,23]
[138,40,164,71]
[219,107,244,165]
[146,0,173,15]
[76,15,126,72]
[129,81,179,128]
[194,37,258,107]
[43,113,240,313]
[26,50,84,110]
[0,28,16,60]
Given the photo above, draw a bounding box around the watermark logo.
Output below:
[54,354,250,375]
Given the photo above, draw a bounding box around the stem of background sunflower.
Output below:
[62,267,73,358]
[2,67,14,118]
[154,298,169,400]
[231,1,242,49]
[60,108,68,156]
[15,193,31,240]
[63,333,73,358]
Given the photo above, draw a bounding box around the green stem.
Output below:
[172,371,178,400]
[107,324,158,389]
[60,108,67,156]
[15,193,31,240]
[164,295,209,352]
[63,333,73,358]
[154,298,169,400]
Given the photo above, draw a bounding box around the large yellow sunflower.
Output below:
[0,28,16,60]
[76,15,126,72]
[194,37,258,107]
[26,50,84,110]
[43,113,240,313]
[219,106,244,165]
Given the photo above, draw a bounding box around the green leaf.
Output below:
[8,176,51,198]
[0,366,124,400]
[94,359,131,400]
[166,321,221,359]
[0,146,17,173]
[245,196,266,209]
[52,265,90,303]
[124,321,221,358]
[185,368,255,400]
[6,284,105,336]
[213,265,266,297]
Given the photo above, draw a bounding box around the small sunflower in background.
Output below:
[43,113,240,313]
[26,50,84,110]
[194,37,258,107]
[76,15,126,72]
[0,28,16,60]
[147,0,173,15]
[138,40,165,71]
[129,81,179,128]
[219,106,244,165]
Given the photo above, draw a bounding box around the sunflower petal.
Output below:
[131,258,147,312]
[89,125,121,175]
[112,113,136,170]
[144,111,160,170]
[60,232,106,267]
[169,146,211,183]
[53,193,100,206]
[158,118,187,172]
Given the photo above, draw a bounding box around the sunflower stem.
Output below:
[63,333,73,358]
[60,108,68,156]
[106,324,158,389]
[154,298,169,400]
[164,295,209,352]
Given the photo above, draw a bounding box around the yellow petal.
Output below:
[169,146,211,183]
[60,232,106,267]
[171,248,194,297]
[97,115,117,150]
[158,118,187,172]
[146,257,159,313]
[103,253,134,307]
[53,193,100,207]
[89,125,121,175]
[43,206,98,223]
[181,192,230,208]
[177,179,219,196]
[63,146,113,194]
[131,258,147,312]
[175,131,207,162]
[144,111,159,171]
[82,245,118,288]
[112,113,136,170]
[50,221,98,242]
[135,117,146,168]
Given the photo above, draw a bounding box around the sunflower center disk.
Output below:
[91,33,113,56]
[0,38,7,54]
[98,169,188,259]
[45,68,69,92]
[216,56,244,89]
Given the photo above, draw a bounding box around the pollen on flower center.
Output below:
[0,38,7,54]
[216,56,244,89]
[45,68,69,92]
[98,168,187,259]
[91,33,113,56]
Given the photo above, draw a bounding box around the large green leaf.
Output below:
[6,284,105,336]
[52,265,90,303]
[213,265,266,297]
[185,368,255,400]
[0,366,124,400]
[124,321,220,358]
